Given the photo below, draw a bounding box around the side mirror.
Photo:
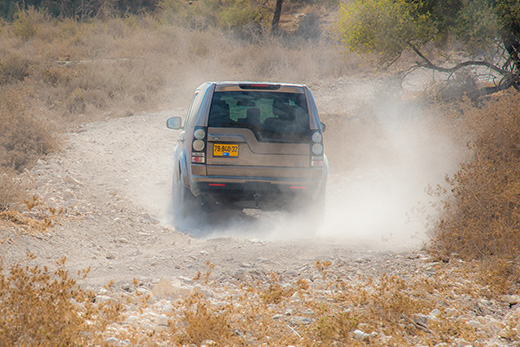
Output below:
[166,117,182,129]
[320,121,326,132]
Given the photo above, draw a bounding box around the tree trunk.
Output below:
[271,0,283,34]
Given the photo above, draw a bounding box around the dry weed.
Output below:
[0,85,56,172]
[174,291,241,346]
[151,260,497,346]
[0,251,505,346]
[429,90,520,293]
[0,256,121,346]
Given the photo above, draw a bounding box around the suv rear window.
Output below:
[208,91,310,142]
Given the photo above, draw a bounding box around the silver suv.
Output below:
[167,82,327,223]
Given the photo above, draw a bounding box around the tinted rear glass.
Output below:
[208,91,310,142]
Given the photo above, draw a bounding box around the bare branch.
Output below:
[467,79,514,99]
[407,42,508,76]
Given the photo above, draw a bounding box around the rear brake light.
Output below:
[290,186,306,190]
[192,152,205,163]
[239,83,280,90]
[209,183,226,187]
[311,156,324,167]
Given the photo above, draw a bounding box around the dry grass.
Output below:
[0,7,359,122]
[0,84,57,212]
[0,255,121,346]
[0,85,56,172]
[88,257,509,346]
[428,91,520,293]
[1,196,64,236]
[0,169,23,212]
[1,251,514,346]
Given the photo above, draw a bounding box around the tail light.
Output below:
[311,156,324,167]
[191,127,207,163]
[310,131,324,167]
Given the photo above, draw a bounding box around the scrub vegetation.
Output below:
[1,1,520,345]
[334,0,520,99]
[428,90,520,292]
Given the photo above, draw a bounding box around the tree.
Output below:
[335,0,520,99]
[271,0,283,32]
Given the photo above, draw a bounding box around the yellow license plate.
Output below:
[213,143,239,157]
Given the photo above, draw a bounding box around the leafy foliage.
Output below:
[218,0,271,30]
[335,0,433,61]
[455,0,499,51]
[335,0,520,98]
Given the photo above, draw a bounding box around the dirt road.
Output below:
[6,78,520,346]
[7,77,459,291]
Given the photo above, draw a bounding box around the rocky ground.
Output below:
[3,78,520,345]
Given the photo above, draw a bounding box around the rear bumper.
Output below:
[186,157,328,207]
[189,172,326,205]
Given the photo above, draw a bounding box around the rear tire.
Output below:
[172,171,205,229]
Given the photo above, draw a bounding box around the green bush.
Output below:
[217,0,270,30]
[12,7,49,41]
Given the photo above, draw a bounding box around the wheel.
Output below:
[172,169,205,229]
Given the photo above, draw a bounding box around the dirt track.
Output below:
[7,76,457,290]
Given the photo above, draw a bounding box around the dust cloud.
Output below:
[319,105,459,251]
[164,79,464,252]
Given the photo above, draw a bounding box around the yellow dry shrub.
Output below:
[0,85,56,173]
[0,85,56,213]
[429,90,520,292]
[0,256,121,346]
[174,291,242,345]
